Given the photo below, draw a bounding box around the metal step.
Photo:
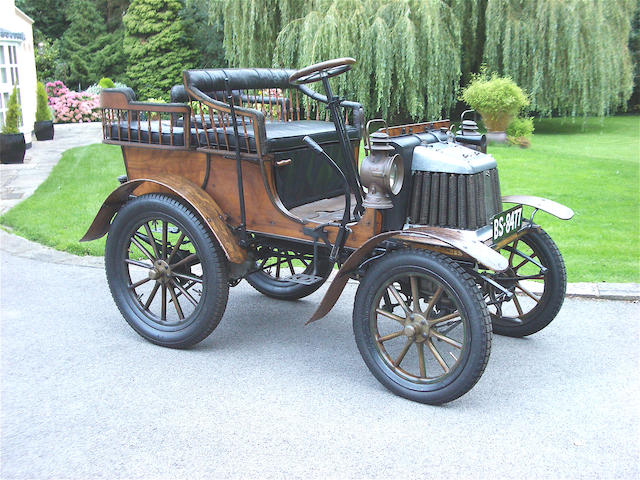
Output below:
[282,273,324,285]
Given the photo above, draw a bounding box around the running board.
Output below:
[283,273,324,285]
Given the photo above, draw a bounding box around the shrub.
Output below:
[85,81,127,96]
[46,81,100,124]
[506,116,534,138]
[98,77,115,88]
[35,82,53,122]
[2,86,20,134]
[462,72,530,131]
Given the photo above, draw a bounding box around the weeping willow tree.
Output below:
[484,0,634,117]
[210,0,461,121]
[272,0,462,122]
[445,0,486,86]
[210,0,311,67]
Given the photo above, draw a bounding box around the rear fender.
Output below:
[80,174,247,264]
[307,226,508,323]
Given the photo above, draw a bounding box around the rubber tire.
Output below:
[491,226,566,337]
[353,249,492,405]
[245,252,332,300]
[105,194,229,348]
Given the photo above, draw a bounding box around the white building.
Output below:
[0,0,37,145]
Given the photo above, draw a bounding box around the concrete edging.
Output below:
[1,229,637,301]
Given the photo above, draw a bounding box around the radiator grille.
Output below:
[408,168,502,230]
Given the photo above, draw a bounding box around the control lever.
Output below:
[303,136,351,263]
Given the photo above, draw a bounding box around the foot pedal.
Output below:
[283,273,323,285]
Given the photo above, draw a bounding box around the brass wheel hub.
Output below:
[404,312,430,343]
[149,259,171,283]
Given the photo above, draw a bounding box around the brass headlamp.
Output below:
[360,132,404,209]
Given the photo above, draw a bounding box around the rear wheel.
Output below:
[105,194,229,348]
[483,225,566,337]
[353,249,491,405]
[246,246,331,300]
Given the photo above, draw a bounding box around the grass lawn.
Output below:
[0,143,125,256]
[1,116,638,282]
[490,116,639,283]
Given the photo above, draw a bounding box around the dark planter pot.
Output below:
[0,133,26,164]
[34,120,54,141]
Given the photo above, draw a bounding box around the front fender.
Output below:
[307,226,508,324]
[502,195,574,220]
[80,174,247,264]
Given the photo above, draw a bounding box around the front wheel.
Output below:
[105,194,229,348]
[483,226,566,337]
[353,249,491,405]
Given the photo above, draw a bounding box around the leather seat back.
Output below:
[183,68,296,93]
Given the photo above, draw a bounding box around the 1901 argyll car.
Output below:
[82,58,573,404]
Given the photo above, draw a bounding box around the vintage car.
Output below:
[82,58,573,404]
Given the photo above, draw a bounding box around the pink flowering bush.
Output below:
[46,81,100,124]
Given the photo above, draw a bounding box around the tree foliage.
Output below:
[56,0,107,89]
[628,5,640,110]
[16,0,70,41]
[123,0,198,99]
[183,0,226,68]
[216,0,462,122]
[484,0,635,117]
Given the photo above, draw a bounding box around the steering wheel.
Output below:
[289,57,356,85]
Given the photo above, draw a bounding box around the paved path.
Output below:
[1,250,638,479]
[0,122,102,214]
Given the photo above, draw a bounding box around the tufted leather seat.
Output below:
[108,120,194,146]
[199,120,360,152]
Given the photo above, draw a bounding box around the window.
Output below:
[0,42,21,130]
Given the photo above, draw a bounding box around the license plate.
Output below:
[492,205,523,243]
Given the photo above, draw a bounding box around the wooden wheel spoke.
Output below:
[130,236,156,262]
[170,253,199,270]
[161,221,168,260]
[424,286,444,316]
[376,330,405,343]
[287,257,296,276]
[417,342,426,378]
[387,285,410,315]
[410,275,421,313]
[166,232,186,264]
[167,284,184,319]
[161,284,167,321]
[144,282,160,309]
[516,282,541,302]
[427,339,449,373]
[171,279,198,307]
[512,294,525,316]
[394,338,413,367]
[275,255,281,278]
[143,223,160,259]
[171,271,203,284]
[375,308,406,324]
[508,238,519,266]
[431,330,462,349]
[128,276,152,289]
[125,259,153,269]
[429,311,460,326]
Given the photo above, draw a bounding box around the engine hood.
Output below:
[412,142,497,174]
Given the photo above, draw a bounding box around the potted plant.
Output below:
[462,72,529,143]
[34,81,54,141]
[0,86,25,164]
